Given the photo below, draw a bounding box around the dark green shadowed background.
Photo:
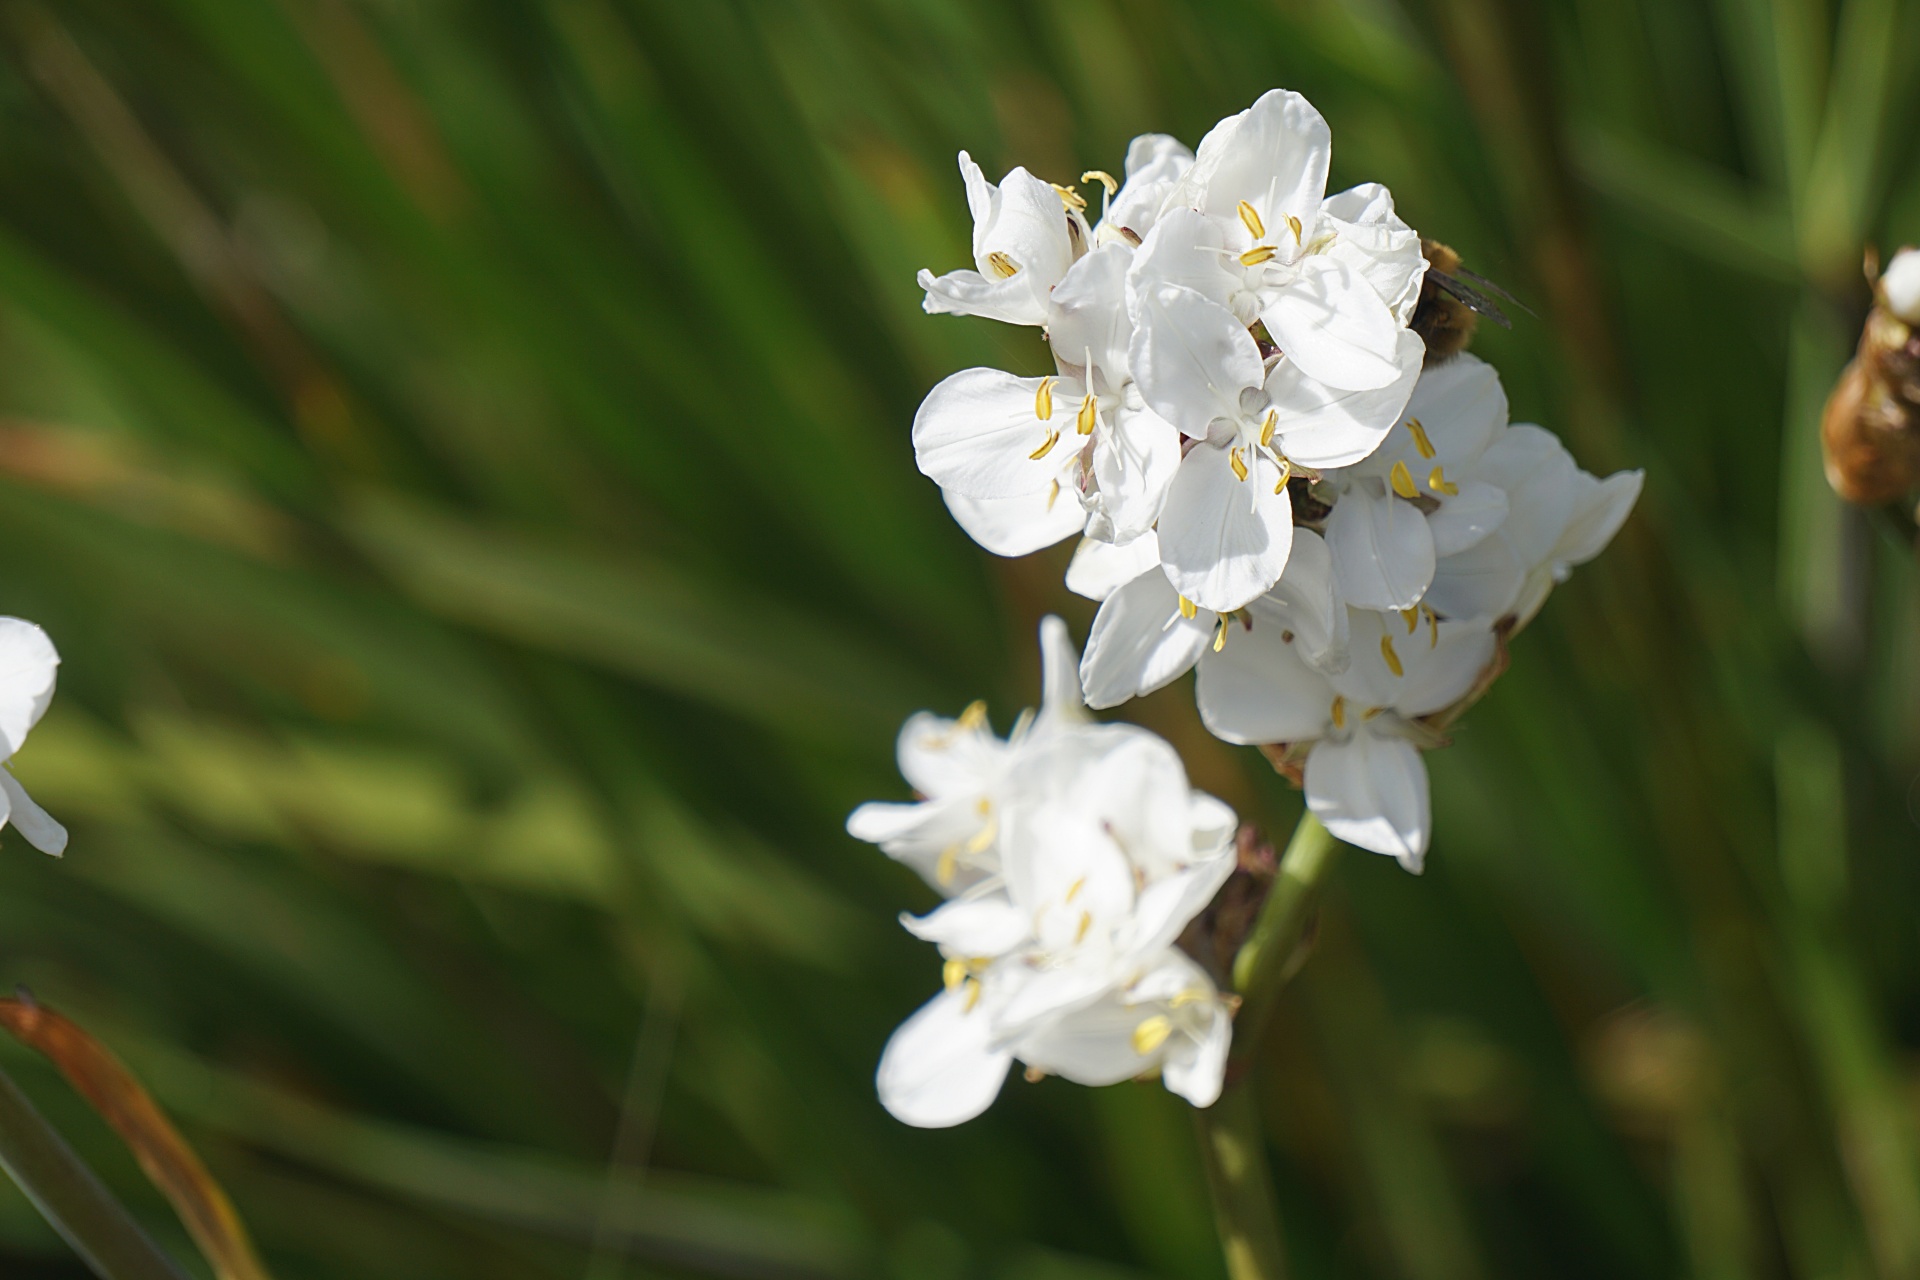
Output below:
[0,0,1916,1275]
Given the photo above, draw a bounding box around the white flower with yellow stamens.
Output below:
[1195,605,1496,870]
[0,618,67,856]
[917,152,1090,326]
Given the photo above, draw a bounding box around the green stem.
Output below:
[0,1063,188,1280]
[1193,810,1346,1280]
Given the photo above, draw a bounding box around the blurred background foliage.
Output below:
[0,0,1915,1275]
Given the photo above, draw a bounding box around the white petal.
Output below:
[1014,995,1161,1088]
[943,488,1086,557]
[1194,609,1333,745]
[1127,856,1236,959]
[1342,608,1496,717]
[1035,615,1091,733]
[1260,255,1405,391]
[1402,354,1508,470]
[1162,1003,1231,1108]
[1325,489,1436,611]
[877,987,1014,1128]
[1129,283,1264,438]
[917,267,1047,326]
[1473,425,1580,564]
[1092,401,1181,543]
[896,709,1006,798]
[1553,469,1643,569]
[901,897,1031,956]
[1157,446,1294,613]
[1318,183,1428,325]
[913,368,1069,501]
[1080,571,1210,709]
[1124,133,1195,183]
[1426,479,1509,558]
[1065,532,1161,602]
[1243,529,1347,672]
[1426,536,1527,623]
[0,619,58,759]
[1304,732,1430,869]
[974,166,1076,294]
[1265,329,1423,468]
[1048,244,1133,383]
[1125,208,1237,316]
[1172,89,1330,234]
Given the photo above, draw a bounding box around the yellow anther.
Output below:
[1035,376,1055,421]
[943,957,967,992]
[1236,201,1265,239]
[1075,911,1093,944]
[1212,614,1230,653]
[1428,465,1459,496]
[1230,447,1249,482]
[936,845,959,886]
[1076,392,1098,436]
[1046,479,1061,511]
[1052,182,1087,211]
[1239,245,1277,266]
[975,796,991,816]
[1331,694,1347,728]
[1389,459,1419,499]
[1400,606,1419,634]
[964,815,997,855]
[1169,988,1208,1008]
[1286,213,1303,242]
[1178,595,1198,620]
[1259,408,1278,448]
[1362,705,1386,720]
[1406,417,1436,459]
[1380,633,1404,677]
[1081,169,1119,197]
[1274,457,1293,493]
[1131,1015,1173,1056]
[956,700,988,732]
[1030,428,1061,460]
[1065,876,1086,903]
[1426,605,1440,649]
[987,251,1019,279]
[963,978,983,1012]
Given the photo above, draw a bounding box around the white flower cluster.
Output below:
[848,619,1239,1127]
[913,89,1642,869]
[0,618,66,856]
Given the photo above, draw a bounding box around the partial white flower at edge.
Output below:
[0,618,67,856]
[850,618,1240,1128]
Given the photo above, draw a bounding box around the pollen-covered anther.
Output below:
[1259,408,1278,448]
[1030,428,1061,460]
[942,957,967,992]
[1230,447,1249,482]
[935,845,959,886]
[1389,459,1419,499]
[1168,988,1208,1008]
[986,251,1020,279]
[1428,465,1459,496]
[1051,182,1087,211]
[1400,606,1419,634]
[1361,705,1386,720]
[1131,1015,1173,1056]
[1064,876,1086,904]
[1035,376,1055,421]
[1076,393,1098,436]
[1178,595,1198,620]
[1273,456,1293,494]
[1330,694,1347,728]
[1080,169,1118,197]
[1424,604,1439,648]
[1406,417,1436,459]
[1046,479,1061,511]
[1239,245,1277,266]
[1212,614,1230,653]
[963,978,983,1012]
[1074,911,1093,944]
[1237,201,1265,239]
[1285,213,1303,242]
[964,814,997,855]
[1380,633,1405,677]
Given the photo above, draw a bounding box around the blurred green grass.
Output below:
[0,0,1915,1276]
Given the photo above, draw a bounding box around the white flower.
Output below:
[1129,282,1421,610]
[1072,529,1347,709]
[855,618,1239,1127]
[1195,606,1496,869]
[917,152,1089,326]
[1318,353,1512,611]
[1089,134,1194,247]
[1129,90,1428,392]
[1882,247,1920,323]
[0,619,66,856]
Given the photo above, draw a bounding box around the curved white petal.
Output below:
[1065,532,1161,602]
[1265,329,1423,468]
[1319,183,1428,324]
[1426,479,1509,558]
[901,897,1032,956]
[1426,536,1527,623]
[1402,353,1509,470]
[1325,489,1436,611]
[1304,731,1430,869]
[974,165,1076,291]
[914,367,1071,501]
[1341,609,1496,717]
[1080,570,1209,709]
[1194,609,1333,745]
[1125,208,1237,316]
[1092,401,1181,543]
[1260,255,1404,391]
[1049,244,1133,382]
[1172,89,1330,234]
[1244,529,1347,672]
[1554,468,1643,568]
[1035,615,1091,733]
[0,619,58,760]
[877,987,1014,1128]
[917,268,1048,326]
[1162,1003,1231,1107]
[1157,446,1294,613]
[943,487,1086,557]
[1129,283,1264,438]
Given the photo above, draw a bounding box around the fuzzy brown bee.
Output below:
[1410,240,1525,365]
[1820,247,1920,508]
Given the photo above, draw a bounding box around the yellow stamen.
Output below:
[943,957,967,992]
[1169,989,1208,1008]
[1259,408,1277,448]
[964,815,997,854]
[1035,376,1055,420]
[1080,169,1118,197]
[1076,393,1098,436]
[1380,633,1404,677]
[1389,459,1418,499]
[1362,705,1385,720]
[1236,200,1265,239]
[1051,182,1086,211]
[1428,464,1459,496]
[1400,606,1419,634]
[1426,604,1439,649]
[963,978,983,1012]
[1075,911,1092,944]
[956,700,988,731]
[1331,694,1346,728]
[1064,876,1085,903]
[1131,1015,1173,1056]
[1239,245,1276,266]
[1406,417,1436,459]
[1274,457,1293,493]
[1178,595,1198,620]
[1046,479,1061,511]
[975,796,991,816]
[1029,428,1060,460]
[1285,213,1303,242]
[987,251,1019,279]
[1212,614,1230,653]
[936,845,959,886]
[1229,447,1249,482]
